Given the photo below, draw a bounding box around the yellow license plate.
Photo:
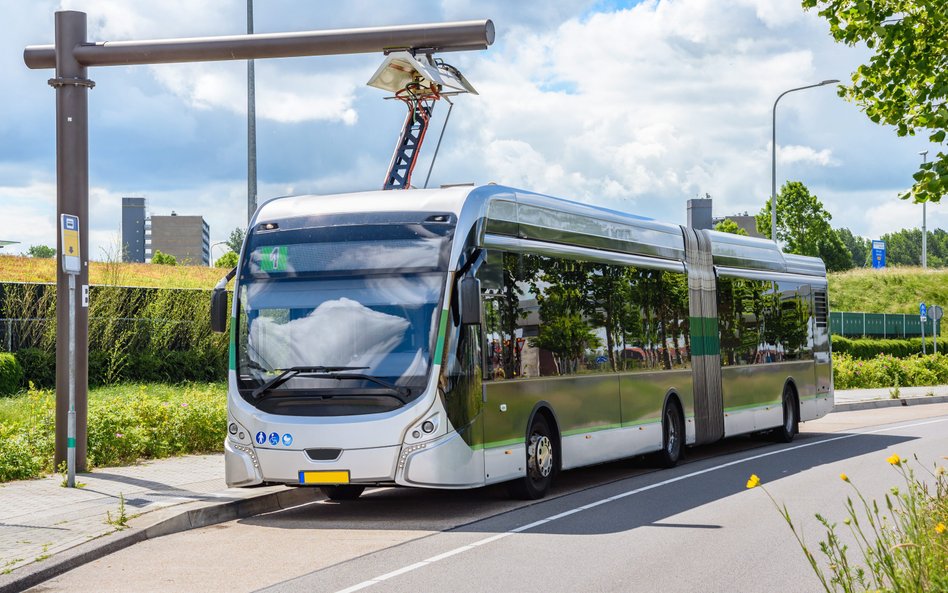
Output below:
[299,470,350,485]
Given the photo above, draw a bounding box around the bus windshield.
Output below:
[235,220,453,412]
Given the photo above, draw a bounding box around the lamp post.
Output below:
[247,0,257,225]
[920,150,928,268]
[210,240,229,267]
[771,79,839,243]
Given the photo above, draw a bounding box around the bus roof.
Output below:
[254,185,825,277]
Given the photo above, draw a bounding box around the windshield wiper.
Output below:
[250,366,369,400]
[322,373,411,401]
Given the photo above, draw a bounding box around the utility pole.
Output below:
[920,150,928,269]
[25,11,494,470]
[247,0,257,224]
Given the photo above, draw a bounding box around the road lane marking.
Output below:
[333,416,947,593]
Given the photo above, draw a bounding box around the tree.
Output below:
[215,250,239,268]
[714,218,749,236]
[755,181,852,271]
[837,228,870,267]
[226,227,246,254]
[27,245,55,258]
[818,230,854,272]
[803,0,948,203]
[151,250,177,266]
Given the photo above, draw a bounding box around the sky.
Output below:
[1,0,943,261]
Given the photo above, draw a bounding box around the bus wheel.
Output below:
[320,485,365,501]
[508,414,556,500]
[656,400,683,468]
[774,388,798,443]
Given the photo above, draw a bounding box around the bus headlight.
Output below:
[228,418,252,444]
[408,413,441,442]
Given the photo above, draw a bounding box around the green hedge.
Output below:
[0,383,226,482]
[1,283,229,389]
[832,352,948,390]
[0,353,23,396]
[831,336,930,359]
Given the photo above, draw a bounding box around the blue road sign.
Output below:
[871,240,886,269]
[921,303,927,317]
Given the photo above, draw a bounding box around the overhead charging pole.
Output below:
[25,11,494,471]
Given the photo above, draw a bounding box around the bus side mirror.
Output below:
[210,288,228,333]
[460,276,481,325]
[210,266,237,333]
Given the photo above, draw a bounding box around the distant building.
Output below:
[712,213,764,238]
[121,197,147,263]
[145,211,210,266]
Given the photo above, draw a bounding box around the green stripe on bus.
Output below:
[560,423,623,437]
[689,316,721,357]
[433,309,449,364]
[228,316,237,371]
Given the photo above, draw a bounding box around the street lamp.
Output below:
[920,150,929,268]
[771,79,840,243]
[210,241,229,267]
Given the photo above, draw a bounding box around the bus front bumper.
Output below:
[225,439,402,487]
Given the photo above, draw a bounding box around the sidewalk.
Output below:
[1,387,947,592]
[832,384,948,411]
[0,455,320,593]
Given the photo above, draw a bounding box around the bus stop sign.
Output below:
[60,214,81,275]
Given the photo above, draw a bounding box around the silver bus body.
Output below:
[224,185,832,491]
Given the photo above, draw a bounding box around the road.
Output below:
[29,404,948,593]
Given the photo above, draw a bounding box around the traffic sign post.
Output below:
[920,303,927,355]
[60,214,79,488]
[928,305,943,354]
[871,240,886,269]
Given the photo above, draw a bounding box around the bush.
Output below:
[0,353,24,396]
[832,352,948,389]
[15,348,55,389]
[0,383,226,482]
[831,336,929,359]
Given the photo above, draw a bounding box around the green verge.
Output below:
[0,382,226,483]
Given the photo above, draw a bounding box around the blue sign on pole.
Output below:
[921,303,927,318]
[871,240,886,269]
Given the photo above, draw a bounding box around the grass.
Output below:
[0,382,226,483]
[828,266,948,313]
[0,254,226,289]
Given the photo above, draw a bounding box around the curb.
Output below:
[833,394,948,413]
[0,486,323,593]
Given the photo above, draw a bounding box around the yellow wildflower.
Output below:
[937,523,946,535]
[840,473,849,482]
[937,466,945,476]
[746,474,760,489]
[886,454,901,466]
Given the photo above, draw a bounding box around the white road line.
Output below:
[332,416,947,593]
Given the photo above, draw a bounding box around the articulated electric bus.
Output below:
[212,185,832,500]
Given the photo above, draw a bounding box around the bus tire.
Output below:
[507,414,556,500]
[774,387,798,443]
[655,399,683,468]
[320,485,365,501]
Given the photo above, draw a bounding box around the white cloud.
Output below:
[150,62,359,124]
[865,199,947,240]
[778,144,836,167]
